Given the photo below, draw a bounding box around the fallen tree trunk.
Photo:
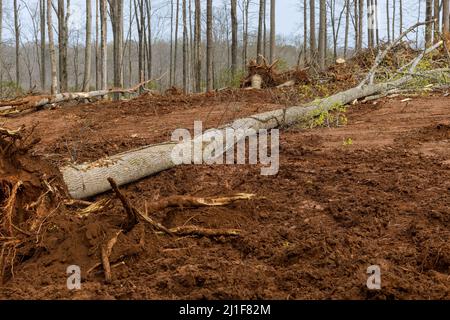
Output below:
[61,67,450,199]
[0,76,164,115]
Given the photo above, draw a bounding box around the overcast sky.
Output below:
[1,0,426,46]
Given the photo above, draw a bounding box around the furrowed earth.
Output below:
[0,88,449,300]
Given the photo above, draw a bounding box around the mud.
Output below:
[0,90,449,300]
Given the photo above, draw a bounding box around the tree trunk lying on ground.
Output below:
[0,77,162,115]
[61,67,450,199]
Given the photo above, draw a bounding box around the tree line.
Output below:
[0,0,449,97]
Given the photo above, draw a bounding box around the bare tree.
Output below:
[83,0,92,91]
[57,0,69,92]
[241,0,250,68]
[386,0,390,43]
[109,0,124,99]
[318,0,326,69]
[95,0,100,89]
[100,0,107,90]
[310,0,316,61]
[269,0,275,63]
[0,0,3,95]
[47,0,58,94]
[231,0,238,77]
[14,0,20,87]
[434,0,440,42]
[206,0,213,91]
[40,0,46,91]
[399,0,403,34]
[444,0,450,34]
[145,0,152,80]
[344,0,350,57]
[182,0,187,92]
[358,0,363,50]
[257,0,264,62]
[174,0,179,85]
[426,0,433,46]
[194,0,201,91]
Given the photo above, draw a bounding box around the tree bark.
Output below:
[83,0,92,92]
[59,67,450,199]
[318,0,326,69]
[344,0,349,57]
[309,0,316,62]
[444,0,450,34]
[194,0,201,92]
[0,0,3,95]
[257,0,264,63]
[206,0,213,91]
[58,0,69,92]
[269,0,275,64]
[47,0,58,94]
[109,0,124,99]
[434,0,441,42]
[14,0,20,88]
[386,0,390,43]
[358,0,364,50]
[40,0,46,92]
[100,0,107,90]
[174,0,180,86]
[426,0,433,47]
[231,0,238,78]
[182,0,187,92]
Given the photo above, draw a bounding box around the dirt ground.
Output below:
[0,88,449,300]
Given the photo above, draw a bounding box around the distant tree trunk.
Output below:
[100,0,107,90]
[269,0,275,63]
[206,0,213,91]
[14,0,20,88]
[375,0,379,46]
[354,0,359,51]
[367,0,373,48]
[358,0,364,50]
[399,0,403,34]
[263,0,267,58]
[194,0,201,92]
[83,0,92,91]
[344,0,349,57]
[182,0,187,92]
[145,0,152,80]
[109,0,124,100]
[135,0,144,87]
[257,0,264,62]
[39,0,46,92]
[444,0,450,34]
[170,0,174,85]
[47,0,58,94]
[231,0,238,78]
[434,0,441,42]
[174,0,179,86]
[426,0,433,47]
[0,0,2,95]
[318,0,326,70]
[242,0,250,68]
[58,0,69,92]
[386,0,390,43]
[392,0,396,38]
[309,0,316,62]
[95,0,100,89]
[303,0,308,64]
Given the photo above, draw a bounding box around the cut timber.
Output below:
[61,68,450,199]
[0,76,165,115]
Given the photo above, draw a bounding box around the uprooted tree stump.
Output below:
[241,56,310,89]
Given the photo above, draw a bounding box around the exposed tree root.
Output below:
[101,230,122,283]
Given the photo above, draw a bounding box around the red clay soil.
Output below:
[0,90,450,300]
